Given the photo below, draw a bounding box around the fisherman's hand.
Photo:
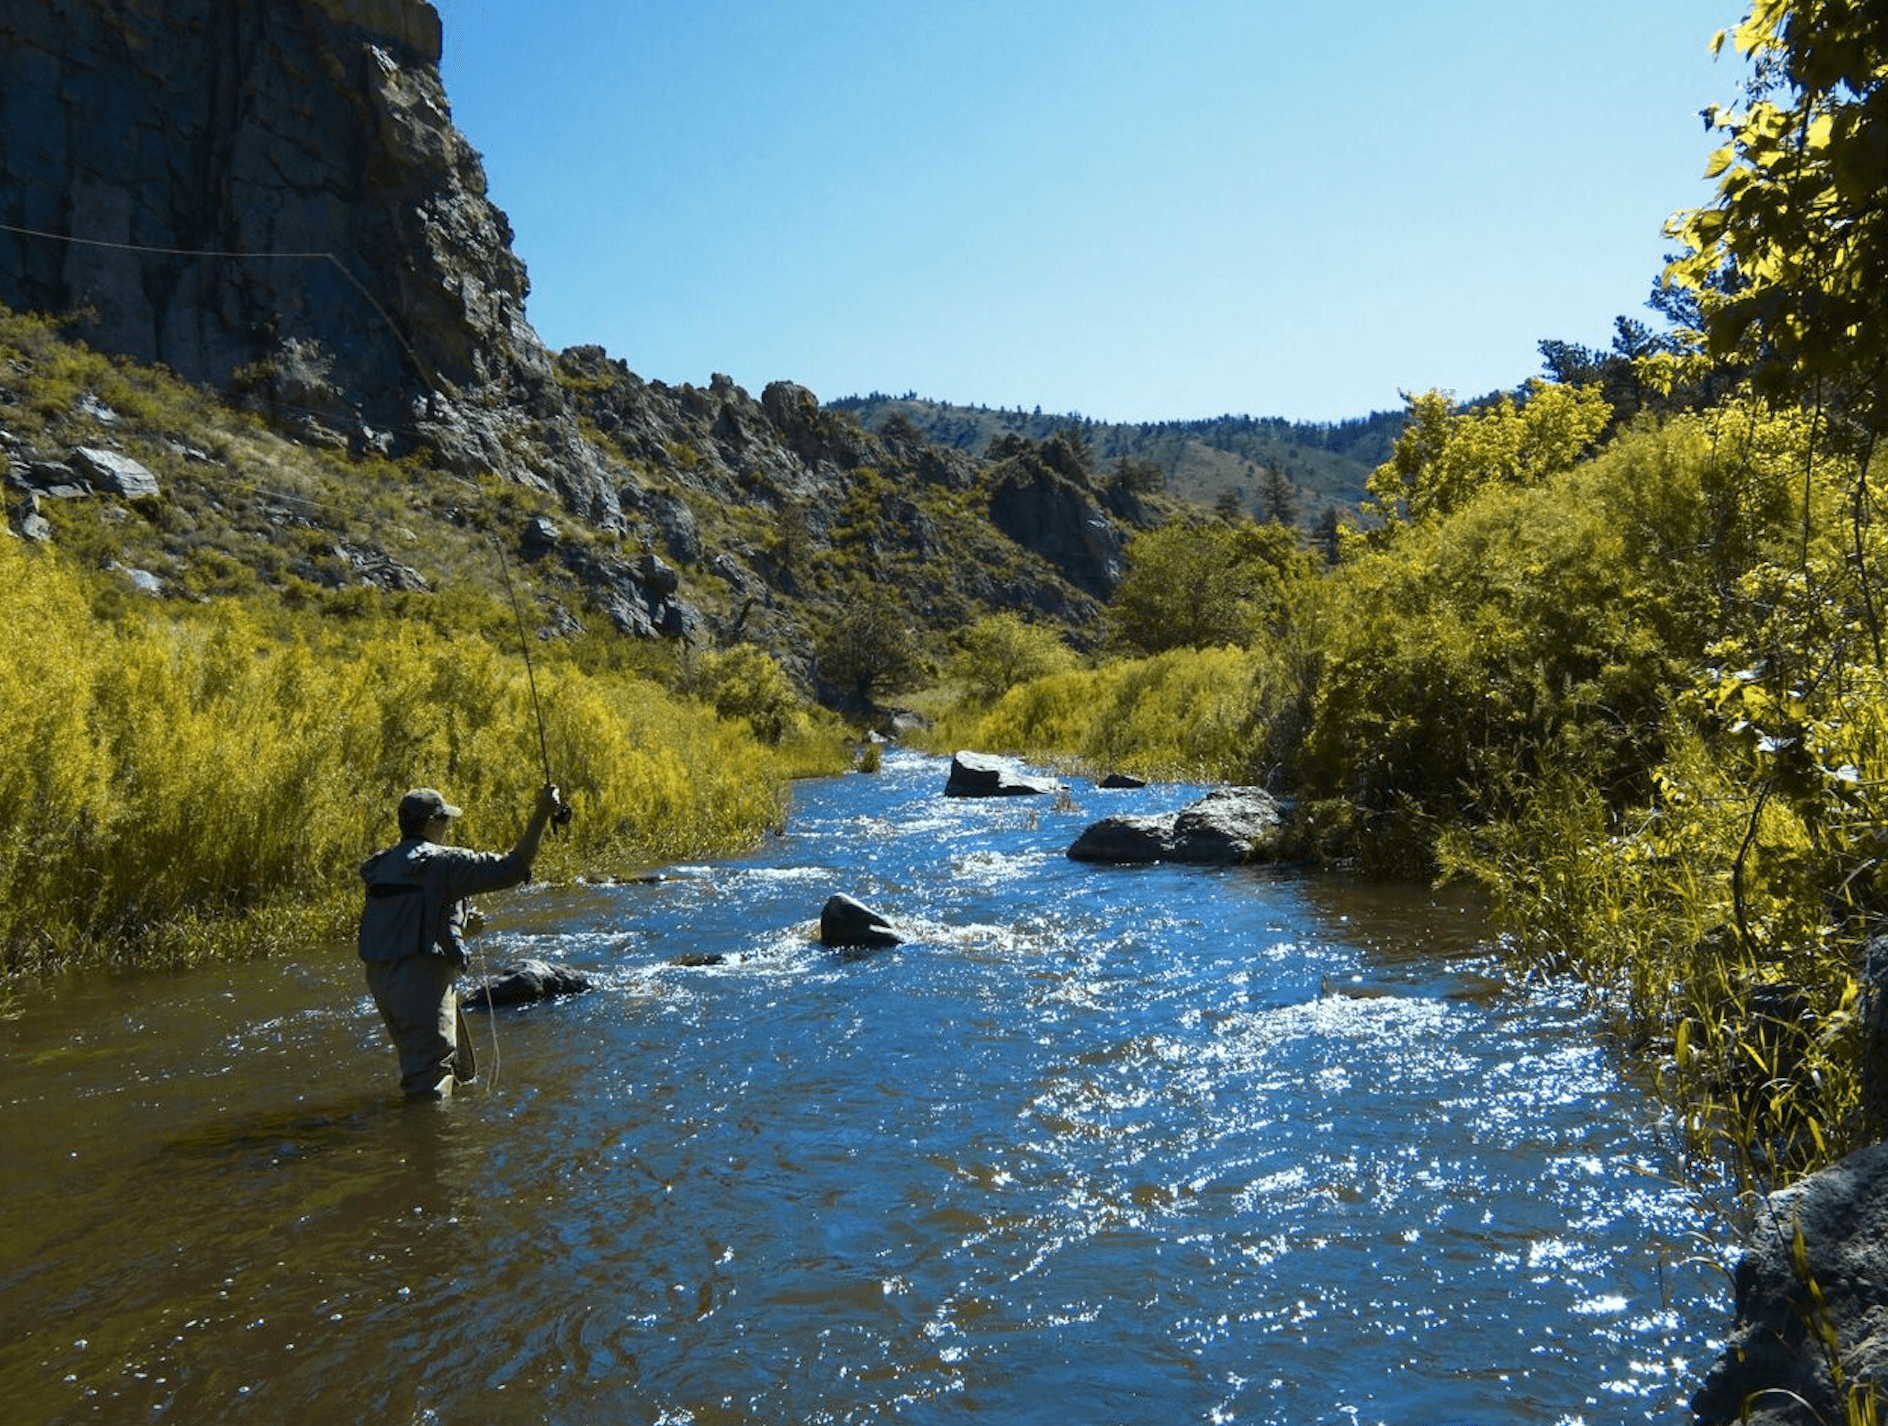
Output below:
[538,782,572,829]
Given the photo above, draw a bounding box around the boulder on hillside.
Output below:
[460,958,592,1010]
[1067,788,1288,866]
[1694,1140,1888,1425]
[944,751,1060,798]
[819,893,902,950]
[71,447,160,499]
[20,459,89,497]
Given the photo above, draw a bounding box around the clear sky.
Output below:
[437,1,1742,425]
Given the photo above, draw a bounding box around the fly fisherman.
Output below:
[359,784,564,1100]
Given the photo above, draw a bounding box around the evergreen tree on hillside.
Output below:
[1258,460,1297,525]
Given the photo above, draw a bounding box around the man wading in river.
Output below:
[359,784,564,1099]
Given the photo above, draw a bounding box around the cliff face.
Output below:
[0,0,544,447]
[0,0,1150,676]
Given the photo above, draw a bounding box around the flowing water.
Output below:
[0,750,1729,1424]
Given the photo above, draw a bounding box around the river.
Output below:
[0,749,1728,1424]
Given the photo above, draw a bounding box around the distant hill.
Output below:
[827,393,1407,526]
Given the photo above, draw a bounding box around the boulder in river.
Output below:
[1067,787,1289,866]
[1693,1140,1888,1425]
[943,750,1060,798]
[460,958,592,1010]
[820,893,902,949]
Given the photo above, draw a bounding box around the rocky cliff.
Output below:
[0,0,1152,688]
[1,2,540,441]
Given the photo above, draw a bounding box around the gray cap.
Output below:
[398,787,462,823]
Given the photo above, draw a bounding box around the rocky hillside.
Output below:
[0,0,1207,698]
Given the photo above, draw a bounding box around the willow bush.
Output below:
[936,642,1286,784]
[1301,411,1768,872]
[1425,400,1881,1184]
[0,538,809,978]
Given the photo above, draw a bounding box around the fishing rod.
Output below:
[493,532,574,835]
[457,533,573,1101]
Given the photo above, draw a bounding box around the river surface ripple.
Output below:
[0,749,1729,1424]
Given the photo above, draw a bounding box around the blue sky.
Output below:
[438,1,1741,424]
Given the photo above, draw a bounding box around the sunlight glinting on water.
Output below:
[0,749,1729,1423]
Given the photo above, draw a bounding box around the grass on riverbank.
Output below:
[0,533,848,980]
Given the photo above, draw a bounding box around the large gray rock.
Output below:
[1067,787,1287,865]
[1694,1141,1888,1424]
[71,447,159,499]
[819,894,902,950]
[944,751,1060,798]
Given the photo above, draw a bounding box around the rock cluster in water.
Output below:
[1067,787,1290,866]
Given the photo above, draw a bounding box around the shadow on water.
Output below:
[0,750,1731,1424]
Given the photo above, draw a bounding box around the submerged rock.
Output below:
[1067,787,1288,866]
[460,958,592,1010]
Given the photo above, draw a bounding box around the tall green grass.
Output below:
[925,642,1293,785]
[0,537,821,977]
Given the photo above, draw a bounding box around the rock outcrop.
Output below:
[1694,1142,1888,1425]
[1067,788,1289,865]
[1,2,540,443]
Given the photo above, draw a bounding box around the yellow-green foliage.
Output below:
[1361,381,1613,527]
[941,644,1281,784]
[1305,410,1797,871]
[691,643,802,744]
[1109,516,1311,655]
[0,538,803,978]
[946,612,1077,702]
[1421,401,1879,1181]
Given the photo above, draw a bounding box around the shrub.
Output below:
[0,538,807,977]
[947,612,1077,702]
